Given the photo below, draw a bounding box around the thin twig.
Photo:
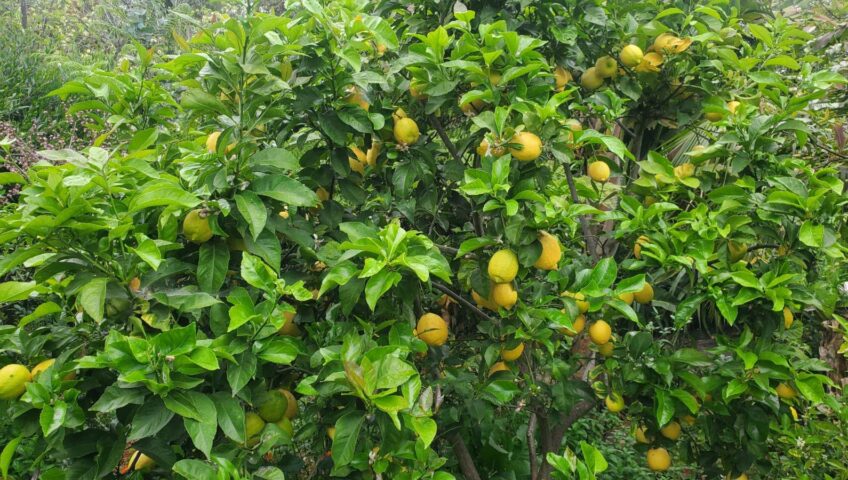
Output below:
[431,281,497,323]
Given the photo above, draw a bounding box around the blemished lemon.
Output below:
[674,162,695,179]
[559,313,586,337]
[394,117,420,145]
[588,320,612,345]
[416,313,449,346]
[660,421,681,440]
[509,132,543,161]
[534,231,562,270]
[488,249,519,283]
[501,342,525,362]
[634,282,654,304]
[619,44,644,67]
[605,393,625,412]
[647,447,671,471]
[491,283,518,310]
[182,209,213,244]
[587,161,611,182]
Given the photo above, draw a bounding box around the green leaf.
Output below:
[151,323,196,356]
[128,127,159,152]
[227,351,257,395]
[173,459,218,479]
[258,338,300,364]
[240,252,278,293]
[0,281,37,304]
[0,436,21,480]
[795,374,826,403]
[763,55,800,70]
[130,238,163,270]
[799,221,824,247]
[185,418,217,459]
[579,441,608,474]
[332,412,365,467]
[249,148,299,171]
[252,175,320,206]
[198,240,230,293]
[128,398,175,441]
[655,389,674,426]
[670,389,700,414]
[409,417,437,448]
[90,386,146,412]
[213,393,246,443]
[40,401,67,436]
[129,181,201,212]
[235,191,268,240]
[364,269,402,311]
[78,277,108,323]
[586,257,617,291]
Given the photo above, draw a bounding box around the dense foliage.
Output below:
[1,0,847,479]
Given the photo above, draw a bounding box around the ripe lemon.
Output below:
[277,388,298,419]
[580,67,604,90]
[783,307,794,329]
[416,313,449,346]
[245,412,266,444]
[597,341,614,357]
[554,66,573,91]
[488,361,509,376]
[183,209,213,244]
[727,100,741,114]
[394,117,420,145]
[129,276,142,293]
[560,313,586,336]
[488,249,519,283]
[501,342,525,362]
[660,421,681,440]
[345,86,369,111]
[256,390,288,422]
[728,474,748,480]
[131,451,156,472]
[278,311,302,337]
[619,44,644,67]
[647,447,671,471]
[674,162,695,179]
[605,393,625,412]
[31,359,55,379]
[617,292,634,304]
[509,132,543,161]
[636,52,664,72]
[477,138,506,157]
[776,382,796,400]
[366,142,381,166]
[349,145,367,174]
[634,282,654,304]
[206,131,221,152]
[471,289,499,311]
[634,426,650,444]
[587,161,611,182]
[634,235,649,259]
[0,364,31,400]
[588,320,612,345]
[327,426,336,440]
[491,283,518,310]
[562,291,589,313]
[533,232,562,270]
[681,414,696,426]
[653,33,679,52]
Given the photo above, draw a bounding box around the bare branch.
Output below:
[449,432,482,480]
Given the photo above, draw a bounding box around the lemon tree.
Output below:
[0,1,846,479]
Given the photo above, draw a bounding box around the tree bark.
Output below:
[536,400,595,480]
[449,432,482,480]
[20,0,28,29]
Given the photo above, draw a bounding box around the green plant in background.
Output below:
[0,0,846,479]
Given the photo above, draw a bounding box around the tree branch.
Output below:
[431,281,497,324]
[528,412,539,480]
[564,162,597,259]
[449,432,482,480]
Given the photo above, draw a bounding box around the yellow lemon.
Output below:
[674,162,695,179]
[617,292,634,304]
[0,364,31,400]
[783,307,794,329]
[554,66,573,91]
[491,283,518,310]
[206,131,221,152]
[588,161,611,182]
[636,52,664,72]
[488,249,519,283]
[619,44,644,67]
[605,393,625,412]
[562,291,589,313]
[345,86,369,111]
[660,421,681,440]
[533,231,562,270]
[366,142,381,166]
[183,209,213,244]
[634,235,650,259]
[501,342,525,362]
[634,282,654,304]
[727,100,741,114]
[471,289,499,311]
[776,382,796,400]
[681,414,696,426]
[588,320,612,345]
[509,132,543,161]
[394,117,420,145]
[488,361,510,376]
[417,313,449,346]
[647,448,671,471]
[31,359,56,379]
[595,56,618,78]
[278,311,301,337]
[597,341,614,357]
[316,187,330,202]
[635,426,650,444]
[560,313,586,337]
